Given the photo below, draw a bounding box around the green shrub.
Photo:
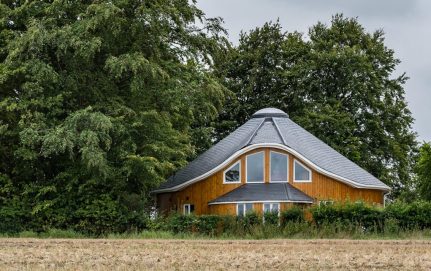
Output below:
[241,211,261,229]
[311,201,383,232]
[167,213,196,233]
[263,211,279,225]
[384,200,431,229]
[195,215,222,236]
[0,205,27,233]
[280,207,304,226]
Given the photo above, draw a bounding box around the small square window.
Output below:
[183,204,194,215]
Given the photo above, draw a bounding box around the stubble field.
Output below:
[0,238,430,270]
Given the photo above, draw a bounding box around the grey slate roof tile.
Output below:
[273,117,387,188]
[249,120,284,145]
[154,108,390,192]
[208,183,313,204]
[156,117,264,190]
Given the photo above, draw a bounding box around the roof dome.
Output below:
[251,108,288,118]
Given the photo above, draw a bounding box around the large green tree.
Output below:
[416,142,431,200]
[215,15,417,196]
[0,0,227,233]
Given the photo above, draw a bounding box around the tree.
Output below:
[0,0,227,233]
[416,142,431,200]
[215,15,417,196]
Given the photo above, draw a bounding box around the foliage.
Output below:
[310,201,384,231]
[214,15,417,197]
[384,200,431,229]
[5,201,431,239]
[167,213,197,234]
[160,202,431,237]
[263,211,279,225]
[416,142,431,200]
[280,206,304,226]
[0,0,227,234]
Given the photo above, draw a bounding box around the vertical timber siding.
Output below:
[156,147,385,215]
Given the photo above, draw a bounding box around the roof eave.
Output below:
[151,143,391,194]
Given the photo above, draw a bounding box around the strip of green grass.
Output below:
[2,225,431,240]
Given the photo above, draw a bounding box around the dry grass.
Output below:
[0,239,431,270]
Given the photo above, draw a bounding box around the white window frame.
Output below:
[223,161,241,184]
[269,151,289,183]
[236,203,254,216]
[293,159,312,183]
[245,151,265,183]
[262,203,280,215]
[183,204,191,215]
[319,200,334,206]
[262,203,280,223]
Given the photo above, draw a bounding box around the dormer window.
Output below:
[223,161,241,183]
[270,151,288,182]
[246,151,264,183]
[294,159,312,182]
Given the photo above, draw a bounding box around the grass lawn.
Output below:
[1,238,431,270]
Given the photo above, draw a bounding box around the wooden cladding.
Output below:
[156,147,385,215]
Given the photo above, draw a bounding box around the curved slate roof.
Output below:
[208,183,313,204]
[154,108,390,192]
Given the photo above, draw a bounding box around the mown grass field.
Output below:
[0,239,431,270]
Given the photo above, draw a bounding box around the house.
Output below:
[152,108,390,216]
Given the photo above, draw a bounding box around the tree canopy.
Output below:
[416,142,431,200]
[0,0,227,233]
[214,15,417,196]
[0,2,421,234]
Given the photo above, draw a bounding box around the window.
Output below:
[237,203,253,216]
[294,160,311,182]
[223,161,241,183]
[319,200,334,206]
[246,152,264,183]
[270,151,288,182]
[263,203,280,214]
[183,204,194,215]
[263,203,280,224]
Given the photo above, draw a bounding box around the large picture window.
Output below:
[237,203,253,216]
[246,152,264,183]
[270,151,288,182]
[223,161,241,183]
[294,160,312,182]
[263,203,280,214]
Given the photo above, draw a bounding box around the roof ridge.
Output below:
[208,183,246,204]
[273,118,288,147]
[286,183,314,201]
[283,183,290,201]
[244,118,266,146]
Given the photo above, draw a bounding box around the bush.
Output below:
[281,207,304,226]
[239,211,261,230]
[195,215,222,236]
[384,200,431,229]
[264,211,279,225]
[167,213,196,234]
[310,201,383,232]
[5,200,431,238]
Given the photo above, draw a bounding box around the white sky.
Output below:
[198,0,431,142]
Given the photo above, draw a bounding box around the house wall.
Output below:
[156,147,385,215]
